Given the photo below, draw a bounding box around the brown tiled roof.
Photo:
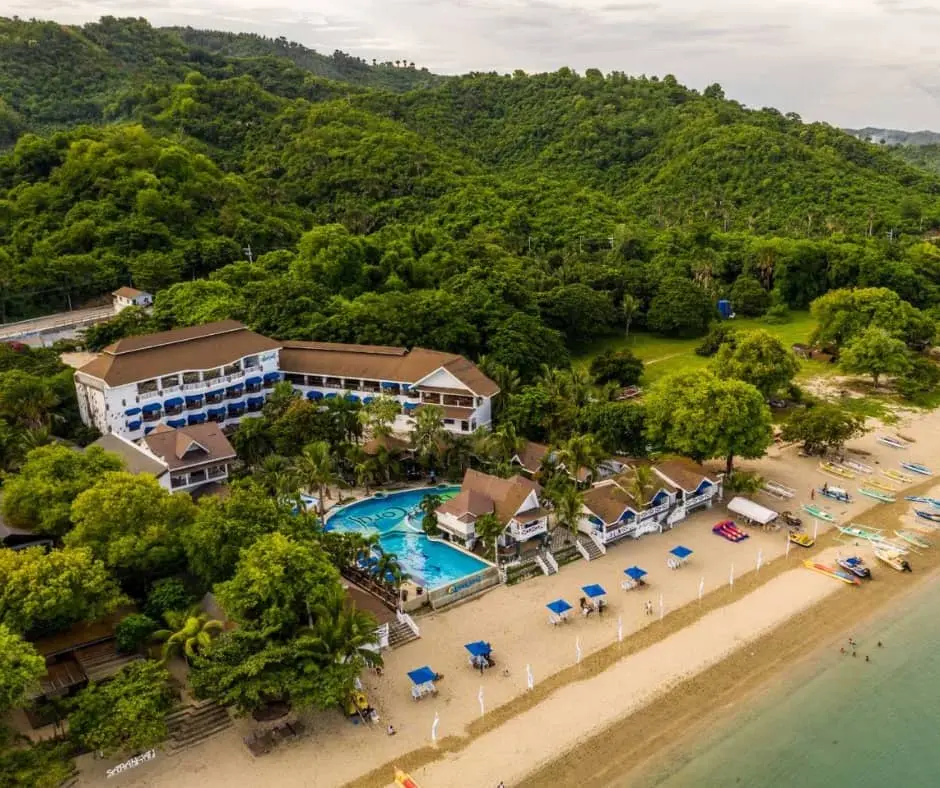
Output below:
[416,403,475,421]
[513,440,550,472]
[280,341,499,397]
[446,469,542,526]
[362,434,412,456]
[437,488,494,519]
[653,459,720,493]
[142,423,236,471]
[91,434,167,478]
[584,484,637,524]
[113,286,146,298]
[77,321,281,387]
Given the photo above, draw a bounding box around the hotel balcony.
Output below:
[509,516,548,541]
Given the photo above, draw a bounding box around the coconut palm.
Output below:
[626,464,656,507]
[556,433,604,485]
[231,416,273,469]
[353,457,378,495]
[490,423,525,466]
[371,551,409,591]
[154,609,224,664]
[553,483,584,544]
[411,405,445,469]
[622,294,639,337]
[473,512,504,561]
[419,493,442,536]
[294,440,340,518]
[301,591,383,670]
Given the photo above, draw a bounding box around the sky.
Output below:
[15,0,940,129]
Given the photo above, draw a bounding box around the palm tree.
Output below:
[419,493,442,536]
[372,552,409,592]
[231,416,273,469]
[473,512,504,561]
[491,423,524,466]
[294,440,341,519]
[442,433,473,477]
[301,591,383,670]
[411,404,445,469]
[556,434,604,485]
[154,609,224,664]
[354,458,377,495]
[257,454,300,500]
[553,483,584,544]
[626,464,656,508]
[622,294,639,337]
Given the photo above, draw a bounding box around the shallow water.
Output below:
[634,574,940,788]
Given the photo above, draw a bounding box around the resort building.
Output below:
[277,341,499,435]
[112,286,153,312]
[92,423,237,493]
[74,320,284,439]
[511,440,631,485]
[435,469,549,554]
[579,459,723,547]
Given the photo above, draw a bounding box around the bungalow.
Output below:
[652,459,723,519]
[511,440,629,486]
[435,469,550,555]
[112,286,153,313]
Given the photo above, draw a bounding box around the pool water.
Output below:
[325,487,491,589]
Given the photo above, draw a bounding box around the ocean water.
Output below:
[636,575,940,788]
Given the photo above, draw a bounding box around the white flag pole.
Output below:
[786,532,791,558]
[617,615,623,643]
[659,593,664,622]
[729,562,735,590]
[756,549,763,572]
[813,518,819,540]
[478,686,485,717]
[575,637,582,664]
[431,712,440,743]
[526,663,534,691]
[698,576,705,602]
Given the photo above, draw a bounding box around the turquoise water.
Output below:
[635,575,940,788]
[325,487,490,589]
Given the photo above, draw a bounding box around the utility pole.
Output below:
[243,244,254,263]
[578,235,583,254]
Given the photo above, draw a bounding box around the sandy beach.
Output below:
[82,407,940,788]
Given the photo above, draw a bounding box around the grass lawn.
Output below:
[574,311,820,386]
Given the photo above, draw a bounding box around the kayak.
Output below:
[900,462,932,476]
[803,560,861,585]
[802,504,836,522]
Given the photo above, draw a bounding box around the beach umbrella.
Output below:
[756,548,763,572]
[698,576,705,602]
[526,663,534,690]
[478,686,485,717]
[617,615,623,643]
[576,637,582,664]
[431,712,440,743]
[659,593,664,621]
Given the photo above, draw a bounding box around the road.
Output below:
[0,305,115,343]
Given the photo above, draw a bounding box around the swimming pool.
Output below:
[325,486,492,589]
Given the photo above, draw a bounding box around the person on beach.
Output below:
[865,655,870,662]
[811,488,815,500]
[387,724,396,736]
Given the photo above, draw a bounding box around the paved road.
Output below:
[0,305,115,342]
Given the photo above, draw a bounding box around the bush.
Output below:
[144,578,193,621]
[730,276,770,316]
[896,356,940,401]
[762,304,791,324]
[695,324,737,357]
[589,349,644,386]
[115,613,157,654]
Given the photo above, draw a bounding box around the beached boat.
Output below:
[836,556,871,579]
[802,504,836,522]
[859,487,896,503]
[838,524,889,545]
[818,485,852,503]
[900,462,932,476]
[883,469,915,484]
[842,459,873,474]
[915,510,940,524]
[895,530,931,549]
[803,559,861,585]
[874,546,912,573]
[906,496,940,508]
[789,531,815,548]
[762,480,795,499]
[395,769,420,788]
[819,462,855,479]
[868,478,898,493]
[878,436,908,449]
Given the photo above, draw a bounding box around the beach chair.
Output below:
[407,667,438,701]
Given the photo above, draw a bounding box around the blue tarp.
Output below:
[306,391,323,400]
[164,397,184,408]
[263,371,280,382]
[142,402,161,413]
[124,407,141,416]
[185,395,203,405]
[126,420,142,430]
[407,666,437,686]
[464,641,492,657]
[167,418,187,428]
[187,414,207,425]
[624,566,647,580]
[670,546,693,559]
[245,376,262,386]
[546,599,572,615]
[582,584,606,599]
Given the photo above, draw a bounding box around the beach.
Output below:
[83,408,940,788]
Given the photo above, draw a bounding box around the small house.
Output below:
[112,286,153,313]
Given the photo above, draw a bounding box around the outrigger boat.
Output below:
[836,556,871,579]
[900,462,932,476]
[802,504,836,522]
[818,485,852,503]
[874,546,912,572]
[883,469,915,484]
[789,531,815,548]
[838,524,893,547]
[878,436,908,449]
[859,487,896,503]
[915,510,940,524]
[803,560,861,585]
[842,459,873,474]
[819,462,855,480]
[867,478,898,493]
[895,530,931,549]
[763,480,795,499]
[906,496,940,508]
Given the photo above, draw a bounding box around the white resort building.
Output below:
[74,321,499,439]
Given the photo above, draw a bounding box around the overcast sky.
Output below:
[16,0,940,129]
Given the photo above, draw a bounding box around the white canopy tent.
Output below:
[727,496,778,525]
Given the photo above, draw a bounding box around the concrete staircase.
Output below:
[535,554,557,576]
[387,619,420,649]
[576,533,604,562]
[166,699,232,753]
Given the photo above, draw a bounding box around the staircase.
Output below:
[535,553,558,576]
[387,619,420,649]
[166,699,232,753]
[576,533,604,562]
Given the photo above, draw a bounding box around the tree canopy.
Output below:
[715,329,800,398]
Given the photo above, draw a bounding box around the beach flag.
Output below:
[576,637,582,664]
[756,549,763,572]
[617,615,623,643]
[813,519,819,540]
[431,712,440,743]
[659,593,664,621]
[526,663,534,691]
[478,686,485,717]
[786,534,791,558]
[729,563,735,590]
[698,576,705,602]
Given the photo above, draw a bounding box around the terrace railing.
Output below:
[396,610,420,638]
[684,491,715,509]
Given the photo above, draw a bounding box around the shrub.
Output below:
[115,614,158,654]
[695,324,737,357]
[144,578,193,621]
[763,304,791,324]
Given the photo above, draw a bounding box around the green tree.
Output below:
[839,327,912,385]
[411,404,445,468]
[154,608,224,663]
[589,349,644,387]
[645,370,773,473]
[647,276,714,338]
[487,312,570,380]
[0,370,59,430]
[621,294,640,337]
[0,546,125,636]
[780,403,867,455]
[230,415,274,469]
[66,472,196,579]
[714,329,800,398]
[294,440,339,518]
[68,661,174,757]
[811,287,935,348]
[538,284,617,344]
[575,401,647,456]
[729,275,770,316]
[0,743,74,788]
[419,493,442,536]
[358,395,400,438]
[2,444,122,536]
[552,482,584,543]
[144,577,194,621]
[473,512,503,560]
[114,613,158,654]
[555,433,605,484]
[0,623,45,713]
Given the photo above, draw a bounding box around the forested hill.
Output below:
[1,15,939,349]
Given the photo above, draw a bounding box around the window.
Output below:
[203,368,221,381]
[161,375,179,388]
[182,371,200,385]
[461,421,469,432]
[244,355,260,369]
[285,373,306,385]
[137,380,157,394]
[306,375,323,386]
[444,418,455,425]
[224,362,241,375]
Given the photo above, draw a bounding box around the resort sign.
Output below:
[106,749,156,778]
